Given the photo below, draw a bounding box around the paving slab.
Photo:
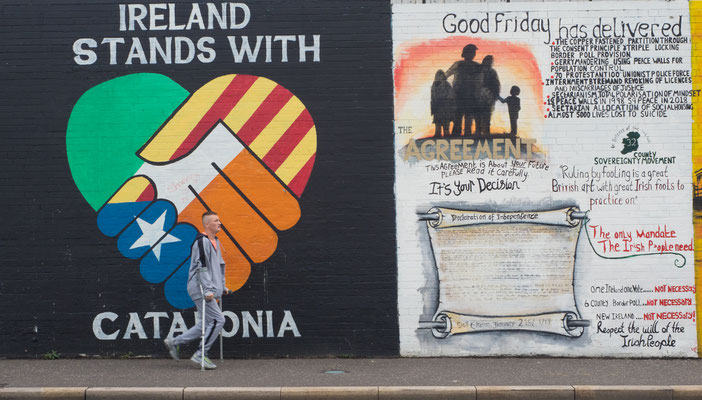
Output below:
[672,386,702,400]
[281,386,377,400]
[476,385,574,400]
[574,385,672,400]
[86,387,184,400]
[0,387,86,399]
[184,387,281,400]
[379,385,476,399]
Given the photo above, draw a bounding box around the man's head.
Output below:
[202,211,221,235]
[462,44,477,60]
[481,55,493,67]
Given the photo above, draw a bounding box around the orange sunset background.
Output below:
[394,37,544,146]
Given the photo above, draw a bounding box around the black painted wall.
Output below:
[0,0,396,358]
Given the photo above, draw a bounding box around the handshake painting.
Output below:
[431,44,521,138]
[67,73,316,309]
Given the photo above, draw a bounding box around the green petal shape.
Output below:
[66,74,189,211]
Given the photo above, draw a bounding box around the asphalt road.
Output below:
[1,357,700,388]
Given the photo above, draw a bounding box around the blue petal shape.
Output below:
[97,201,152,237]
[117,200,177,259]
[140,223,197,283]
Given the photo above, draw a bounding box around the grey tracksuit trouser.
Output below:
[173,298,225,355]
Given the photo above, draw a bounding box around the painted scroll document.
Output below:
[425,207,587,338]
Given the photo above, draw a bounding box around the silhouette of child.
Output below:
[431,69,455,138]
[499,86,521,136]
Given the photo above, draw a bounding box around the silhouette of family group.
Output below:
[431,44,521,138]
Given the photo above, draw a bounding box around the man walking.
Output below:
[164,211,227,369]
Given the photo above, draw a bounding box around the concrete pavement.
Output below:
[1,358,701,399]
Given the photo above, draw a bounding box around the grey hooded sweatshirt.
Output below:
[186,234,226,301]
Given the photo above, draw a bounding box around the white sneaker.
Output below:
[163,338,179,360]
[190,352,216,369]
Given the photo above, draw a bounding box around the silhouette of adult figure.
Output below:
[446,44,480,136]
[431,69,455,138]
[475,55,500,135]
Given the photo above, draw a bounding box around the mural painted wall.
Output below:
[0,0,396,357]
[2,0,702,359]
[394,1,701,357]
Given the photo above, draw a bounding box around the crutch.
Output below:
[199,282,206,372]
[195,236,209,371]
[219,296,224,361]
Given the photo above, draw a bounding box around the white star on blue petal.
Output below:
[129,210,180,261]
